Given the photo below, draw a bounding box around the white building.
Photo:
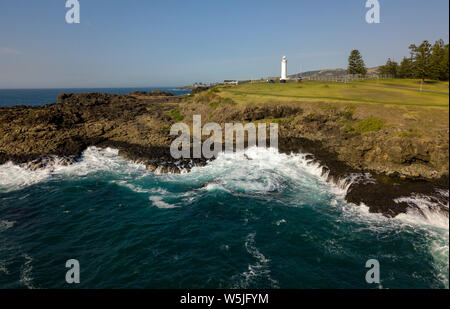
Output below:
[281,56,287,81]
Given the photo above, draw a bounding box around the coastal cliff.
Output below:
[0,91,448,217]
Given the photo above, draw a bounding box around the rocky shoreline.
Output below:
[278,136,448,217]
[0,91,448,218]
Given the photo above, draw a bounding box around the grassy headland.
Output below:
[209,80,449,139]
[0,83,448,216]
[180,79,449,186]
[355,78,449,93]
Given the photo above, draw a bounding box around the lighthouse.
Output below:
[281,56,287,81]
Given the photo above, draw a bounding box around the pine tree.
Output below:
[347,50,367,76]
[379,58,399,77]
[430,40,449,81]
[430,39,446,80]
[443,44,450,81]
[398,57,413,78]
[410,40,432,80]
[379,39,449,81]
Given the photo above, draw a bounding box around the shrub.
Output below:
[194,91,235,109]
[342,105,356,120]
[347,117,385,134]
[194,91,219,104]
[398,128,423,138]
[209,97,236,109]
[170,108,184,121]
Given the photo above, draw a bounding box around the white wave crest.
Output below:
[394,192,449,288]
[0,147,146,192]
[1,145,448,287]
[149,196,177,209]
[235,233,279,288]
[395,192,449,231]
[177,147,340,198]
[181,147,449,288]
[0,161,52,192]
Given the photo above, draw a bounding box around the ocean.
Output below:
[0,90,448,289]
[0,87,190,107]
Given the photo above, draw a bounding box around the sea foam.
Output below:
[0,147,147,193]
[1,145,448,287]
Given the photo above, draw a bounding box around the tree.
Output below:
[398,57,414,78]
[429,39,449,81]
[443,44,450,81]
[378,39,449,81]
[409,40,432,80]
[379,58,399,77]
[348,50,367,76]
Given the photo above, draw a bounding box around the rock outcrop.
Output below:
[0,92,189,172]
[129,90,175,97]
[0,91,448,217]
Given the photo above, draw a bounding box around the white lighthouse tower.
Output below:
[281,56,287,81]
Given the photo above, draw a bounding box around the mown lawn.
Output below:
[218,81,449,108]
[356,78,449,93]
[211,80,449,139]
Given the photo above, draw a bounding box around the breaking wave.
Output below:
[0,147,147,193]
[0,146,448,288]
[395,191,449,288]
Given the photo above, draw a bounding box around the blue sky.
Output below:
[0,0,448,88]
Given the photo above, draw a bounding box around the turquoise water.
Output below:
[0,147,448,289]
[0,87,190,107]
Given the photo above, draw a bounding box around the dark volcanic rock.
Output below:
[129,90,174,97]
[0,92,186,171]
[279,136,448,217]
[345,176,448,217]
[148,90,174,96]
[129,91,148,96]
[1,91,448,218]
[191,86,211,94]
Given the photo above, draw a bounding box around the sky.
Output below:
[0,0,449,88]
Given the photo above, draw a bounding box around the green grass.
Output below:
[207,80,448,141]
[169,108,184,121]
[398,128,423,138]
[356,78,449,93]
[342,105,356,120]
[208,97,235,109]
[218,81,449,108]
[193,90,236,109]
[253,118,286,125]
[346,117,385,134]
